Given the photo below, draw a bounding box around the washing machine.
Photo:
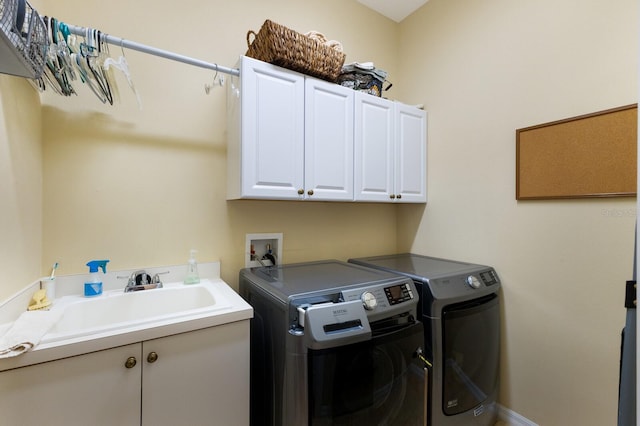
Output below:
[239,260,429,425]
[349,253,501,426]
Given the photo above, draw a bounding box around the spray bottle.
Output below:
[85,260,110,297]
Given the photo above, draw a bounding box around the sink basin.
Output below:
[44,281,232,342]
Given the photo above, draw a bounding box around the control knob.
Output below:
[466,275,481,289]
[361,291,378,310]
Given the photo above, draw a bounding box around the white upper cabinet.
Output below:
[354,94,427,203]
[227,55,305,200]
[228,56,426,203]
[395,102,427,203]
[228,56,353,201]
[354,93,395,202]
[304,78,354,201]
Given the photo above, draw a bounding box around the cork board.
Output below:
[516,104,637,200]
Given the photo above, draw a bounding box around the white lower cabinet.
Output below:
[141,322,249,426]
[0,322,250,426]
[0,343,141,426]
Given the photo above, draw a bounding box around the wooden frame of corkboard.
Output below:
[516,104,637,200]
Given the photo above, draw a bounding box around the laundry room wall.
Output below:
[396,0,638,425]
[15,0,402,299]
[0,77,42,300]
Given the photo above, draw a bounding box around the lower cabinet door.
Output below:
[0,343,141,426]
[141,321,250,426]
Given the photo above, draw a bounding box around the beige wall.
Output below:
[36,0,401,287]
[0,76,42,301]
[397,0,638,425]
[0,0,637,424]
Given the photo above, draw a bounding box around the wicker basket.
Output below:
[245,19,345,82]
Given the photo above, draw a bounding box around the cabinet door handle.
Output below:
[125,357,137,369]
[307,189,314,196]
[390,194,396,199]
[297,189,304,195]
[147,351,159,363]
[396,194,402,199]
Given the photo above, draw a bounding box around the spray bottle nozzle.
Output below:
[87,260,110,273]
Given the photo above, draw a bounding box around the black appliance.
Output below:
[239,260,428,425]
[349,253,501,426]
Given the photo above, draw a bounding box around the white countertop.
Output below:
[0,262,252,371]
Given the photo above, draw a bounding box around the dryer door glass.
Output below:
[441,294,500,416]
[308,322,426,425]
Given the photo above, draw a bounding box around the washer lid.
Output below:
[349,253,490,282]
[242,260,410,301]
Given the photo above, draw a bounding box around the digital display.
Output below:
[480,271,499,286]
[387,285,403,300]
[384,284,412,305]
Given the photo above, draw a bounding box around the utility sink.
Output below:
[43,280,233,343]
[0,262,253,372]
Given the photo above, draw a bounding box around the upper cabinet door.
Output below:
[354,93,395,202]
[395,103,427,203]
[239,56,305,199]
[304,78,354,201]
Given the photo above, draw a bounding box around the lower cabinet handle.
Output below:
[125,357,137,369]
[147,351,159,363]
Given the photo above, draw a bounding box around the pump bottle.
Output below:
[85,260,110,297]
[184,250,200,284]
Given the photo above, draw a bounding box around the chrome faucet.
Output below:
[122,270,166,292]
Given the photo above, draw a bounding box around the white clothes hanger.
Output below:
[104,42,142,109]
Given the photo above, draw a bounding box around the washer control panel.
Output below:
[341,279,416,317]
[293,278,418,339]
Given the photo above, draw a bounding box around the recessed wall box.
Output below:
[245,233,283,268]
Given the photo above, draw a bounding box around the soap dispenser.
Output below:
[184,249,200,284]
[85,260,110,297]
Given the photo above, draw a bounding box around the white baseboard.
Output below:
[497,404,538,426]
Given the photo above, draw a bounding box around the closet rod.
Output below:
[64,24,240,77]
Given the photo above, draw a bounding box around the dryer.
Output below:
[349,253,501,426]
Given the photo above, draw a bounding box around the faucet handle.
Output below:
[151,271,169,286]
